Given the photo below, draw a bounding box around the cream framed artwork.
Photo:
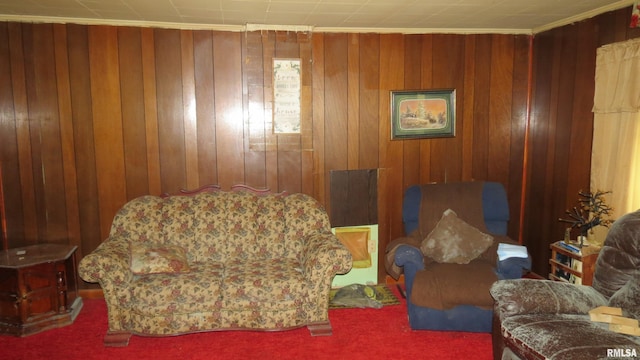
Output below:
[273,59,301,134]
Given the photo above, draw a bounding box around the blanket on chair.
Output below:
[385,181,506,279]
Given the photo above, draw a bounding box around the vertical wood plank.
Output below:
[526,31,553,273]
[419,34,433,183]
[378,33,404,282]
[21,24,46,241]
[462,35,476,181]
[324,33,349,171]
[155,28,186,193]
[324,33,349,215]
[567,20,597,193]
[53,24,81,249]
[27,24,68,241]
[88,26,127,239]
[181,30,199,190]
[312,33,326,204]
[118,27,149,199]
[402,34,422,188]
[488,34,514,183]
[67,24,101,257]
[358,33,380,171]
[299,34,314,195]
[508,35,530,239]
[213,31,244,188]
[262,32,278,191]
[6,23,33,244]
[347,33,360,169]
[472,35,492,180]
[242,31,266,188]
[541,29,564,249]
[0,24,23,246]
[194,30,219,187]
[141,28,161,195]
[431,34,464,183]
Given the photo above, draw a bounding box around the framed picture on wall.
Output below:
[390,89,456,140]
[273,58,301,134]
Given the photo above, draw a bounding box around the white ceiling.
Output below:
[0,0,636,34]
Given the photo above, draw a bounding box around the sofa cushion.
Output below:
[420,209,494,264]
[130,244,191,275]
[501,313,640,360]
[222,259,307,311]
[490,279,608,317]
[132,263,224,315]
[410,260,497,310]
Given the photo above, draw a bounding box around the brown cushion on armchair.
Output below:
[411,260,498,310]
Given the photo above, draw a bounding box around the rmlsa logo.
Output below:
[607,348,638,358]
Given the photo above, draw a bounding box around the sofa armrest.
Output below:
[301,232,352,280]
[490,279,608,319]
[78,237,134,333]
[300,232,352,321]
[78,237,133,288]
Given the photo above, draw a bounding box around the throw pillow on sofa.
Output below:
[420,209,494,264]
[130,243,191,275]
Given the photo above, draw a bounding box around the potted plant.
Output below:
[559,190,614,247]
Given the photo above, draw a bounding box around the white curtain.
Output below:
[592,38,640,220]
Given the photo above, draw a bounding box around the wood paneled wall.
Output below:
[1,20,532,285]
[524,7,640,276]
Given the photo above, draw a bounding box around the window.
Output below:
[591,39,640,219]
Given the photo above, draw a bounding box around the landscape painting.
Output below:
[390,89,456,139]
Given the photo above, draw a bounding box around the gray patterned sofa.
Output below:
[78,187,352,346]
[490,209,640,360]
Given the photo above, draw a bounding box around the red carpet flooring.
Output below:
[0,286,492,360]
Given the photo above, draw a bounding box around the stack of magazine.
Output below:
[558,241,582,254]
[555,241,583,285]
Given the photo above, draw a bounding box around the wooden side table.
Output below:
[0,244,83,336]
[548,241,601,286]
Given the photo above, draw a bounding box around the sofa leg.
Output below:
[104,331,132,347]
[307,321,332,336]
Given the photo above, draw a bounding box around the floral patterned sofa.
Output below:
[78,187,352,346]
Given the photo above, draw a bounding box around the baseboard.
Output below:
[79,288,104,299]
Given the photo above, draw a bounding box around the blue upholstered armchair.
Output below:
[386,181,530,332]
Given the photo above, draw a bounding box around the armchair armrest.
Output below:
[490,279,608,319]
[394,244,426,296]
[496,256,532,280]
[394,244,425,272]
